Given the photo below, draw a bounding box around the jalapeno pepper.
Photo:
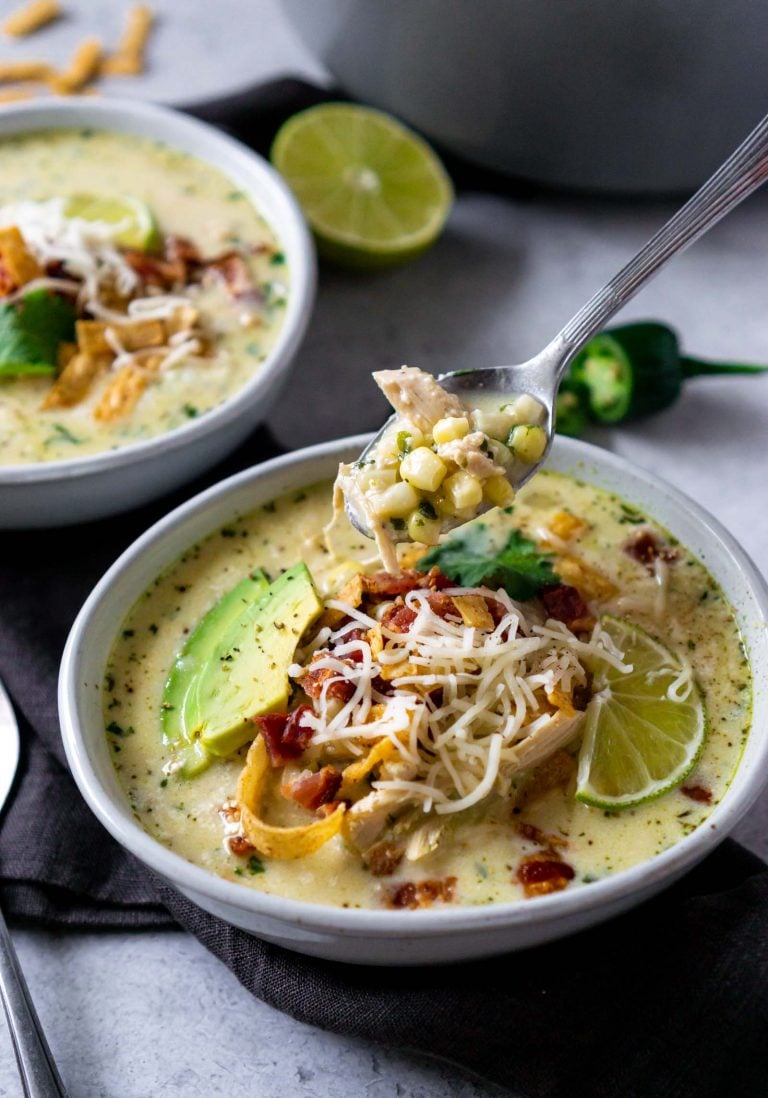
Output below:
[565,321,768,427]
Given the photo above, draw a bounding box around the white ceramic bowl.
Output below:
[60,435,768,965]
[0,98,315,528]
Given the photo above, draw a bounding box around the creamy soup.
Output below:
[0,129,287,464]
[104,472,750,910]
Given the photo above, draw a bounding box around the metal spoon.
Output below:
[0,678,68,1097]
[346,108,768,538]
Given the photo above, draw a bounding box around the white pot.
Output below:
[0,98,315,528]
[60,435,768,964]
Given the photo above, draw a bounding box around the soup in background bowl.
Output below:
[0,98,314,528]
[59,436,768,964]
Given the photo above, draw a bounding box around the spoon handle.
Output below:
[557,109,768,359]
[0,906,68,1097]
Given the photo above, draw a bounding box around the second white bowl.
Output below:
[0,97,315,528]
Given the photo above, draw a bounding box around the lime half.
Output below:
[63,193,160,251]
[271,103,453,268]
[576,616,706,810]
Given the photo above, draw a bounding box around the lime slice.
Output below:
[271,103,453,268]
[63,193,160,251]
[576,616,706,810]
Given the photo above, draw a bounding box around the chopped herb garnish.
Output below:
[227,190,245,201]
[183,403,199,418]
[149,623,159,634]
[420,523,556,600]
[293,491,307,503]
[418,499,438,520]
[46,423,84,446]
[106,720,134,737]
[245,341,261,356]
[390,517,406,531]
[269,251,286,265]
[618,503,646,525]
[0,290,76,377]
[262,501,276,514]
[247,855,266,875]
[160,778,168,788]
[220,528,237,538]
[396,430,413,456]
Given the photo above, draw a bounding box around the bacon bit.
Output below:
[361,567,451,598]
[165,234,202,269]
[426,591,457,619]
[381,601,418,634]
[283,766,343,811]
[227,835,256,856]
[206,251,258,299]
[365,841,405,877]
[256,706,314,767]
[571,681,592,711]
[516,852,575,897]
[516,821,569,850]
[541,584,595,633]
[336,627,368,662]
[386,876,458,909]
[124,249,183,289]
[682,784,713,804]
[624,529,680,572]
[218,801,240,825]
[300,653,357,702]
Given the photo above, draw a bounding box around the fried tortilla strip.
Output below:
[237,736,345,860]
[548,511,588,542]
[340,736,400,791]
[0,87,36,103]
[76,318,166,355]
[451,594,494,630]
[92,353,163,422]
[41,352,111,410]
[555,556,618,602]
[101,5,153,76]
[164,304,198,338]
[55,341,77,372]
[0,225,42,289]
[2,0,60,37]
[49,37,102,95]
[0,59,52,82]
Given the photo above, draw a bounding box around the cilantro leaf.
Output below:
[420,523,556,600]
[0,289,76,377]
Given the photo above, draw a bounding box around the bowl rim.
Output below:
[60,433,768,937]
[0,96,316,485]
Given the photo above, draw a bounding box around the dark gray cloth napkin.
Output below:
[1,82,767,1097]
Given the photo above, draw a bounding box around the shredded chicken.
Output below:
[373,365,464,433]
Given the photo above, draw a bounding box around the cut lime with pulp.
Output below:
[576,616,706,810]
[63,193,160,251]
[271,103,453,268]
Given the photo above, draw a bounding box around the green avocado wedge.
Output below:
[162,570,270,757]
[162,563,322,777]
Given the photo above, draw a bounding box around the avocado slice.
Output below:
[175,562,322,762]
[162,570,270,752]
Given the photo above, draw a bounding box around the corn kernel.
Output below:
[400,446,447,492]
[471,409,515,441]
[358,467,398,493]
[444,471,483,511]
[486,438,514,468]
[502,394,547,426]
[509,424,548,464]
[484,475,515,507]
[372,481,421,519]
[432,416,470,445]
[407,509,442,545]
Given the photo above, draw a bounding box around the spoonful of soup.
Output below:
[340,108,768,569]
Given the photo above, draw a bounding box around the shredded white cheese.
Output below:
[293,585,633,816]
